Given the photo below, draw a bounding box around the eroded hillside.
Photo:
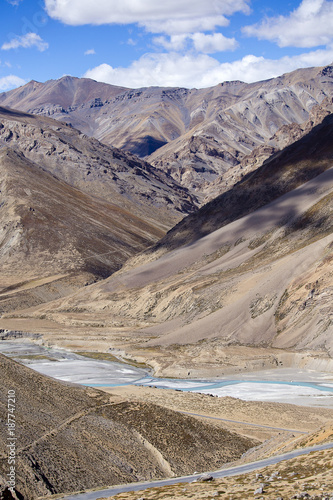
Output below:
[0,106,197,314]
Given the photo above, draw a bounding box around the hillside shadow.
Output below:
[148,113,333,253]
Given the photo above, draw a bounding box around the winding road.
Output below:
[61,442,333,500]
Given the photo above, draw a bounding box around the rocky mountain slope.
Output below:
[148,65,333,200]
[23,113,333,375]
[0,106,196,229]
[150,111,333,253]
[0,106,196,314]
[0,145,167,314]
[0,354,257,499]
[1,65,332,202]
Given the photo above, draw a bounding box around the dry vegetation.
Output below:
[108,446,333,500]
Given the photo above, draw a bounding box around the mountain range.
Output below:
[0,65,332,364]
[1,65,332,203]
[1,63,333,499]
[0,66,333,366]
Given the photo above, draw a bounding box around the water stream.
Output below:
[1,341,333,407]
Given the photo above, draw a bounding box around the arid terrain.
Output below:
[107,444,333,500]
[7,107,332,378]
[0,354,259,500]
[0,64,333,500]
[0,106,195,315]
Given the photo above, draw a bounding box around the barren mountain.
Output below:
[0,145,170,314]
[0,106,196,230]
[0,354,257,499]
[150,112,333,253]
[0,106,198,314]
[1,65,332,201]
[23,113,333,376]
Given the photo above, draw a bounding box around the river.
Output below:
[1,340,333,407]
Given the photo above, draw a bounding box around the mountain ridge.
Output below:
[1,65,332,202]
[0,105,197,229]
[0,106,195,314]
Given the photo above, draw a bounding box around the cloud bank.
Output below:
[46,0,333,88]
[85,47,333,88]
[44,0,251,33]
[243,0,333,48]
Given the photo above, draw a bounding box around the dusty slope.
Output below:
[1,66,332,201]
[16,114,333,375]
[97,388,333,500]
[0,354,257,499]
[149,112,333,253]
[0,146,166,313]
[0,105,195,314]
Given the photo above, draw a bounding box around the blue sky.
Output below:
[1,0,333,91]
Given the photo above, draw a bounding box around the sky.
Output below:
[1,0,333,92]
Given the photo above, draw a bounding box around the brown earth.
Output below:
[0,355,259,500]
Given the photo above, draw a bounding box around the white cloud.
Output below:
[6,0,23,5]
[1,33,49,52]
[191,33,238,53]
[243,0,333,48]
[143,16,230,35]
[0,60,12,68]
[153,34,188,52]
[44,0,250,34]
[0,75,26,92]
[84,49,96,55]
[154,32,238,53]
[84,46,333,89]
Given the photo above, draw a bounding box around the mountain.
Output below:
[0,106,196,230]
[0,106,196,314]
[0,146,167,314]
[150,111,333,253]
[1,65,332,202]
[26,113,333,376]
[0,354,256,499]
[0,76,127,136]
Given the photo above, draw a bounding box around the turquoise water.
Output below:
[1,342,332,405]
[84,377,333,393]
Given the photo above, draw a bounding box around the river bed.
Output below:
[1,341,333,407]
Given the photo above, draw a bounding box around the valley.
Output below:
[0,64,333,500]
